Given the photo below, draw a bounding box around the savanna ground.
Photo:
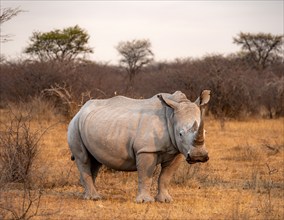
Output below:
[0,107,283,220]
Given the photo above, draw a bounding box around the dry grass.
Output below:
[0,113,283,219]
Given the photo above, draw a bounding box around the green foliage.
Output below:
[25,25,93,62]
[233,32,283,69]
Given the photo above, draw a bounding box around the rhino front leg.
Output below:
[136,153,157,203]
[155,154,183,203]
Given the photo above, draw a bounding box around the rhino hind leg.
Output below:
[89,155,102,187]
[68,117,102,200]
[75,153,102,200]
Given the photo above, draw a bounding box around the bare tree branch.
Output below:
[0,7,24,42]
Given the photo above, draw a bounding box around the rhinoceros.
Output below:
[67,90,210,203]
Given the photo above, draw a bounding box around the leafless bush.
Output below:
[0,111,42,184]
[261,77,284,118]
[0,107,58,185]
[41,82,92,118]
[243,162,280,219]
[7,96,59,123]
[0,108,61,219]
[1,56,283,119]
[0,185,43,220]
[0,60,66,103]
[0,110,44,219]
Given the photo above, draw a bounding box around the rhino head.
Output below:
[158,90,211,164]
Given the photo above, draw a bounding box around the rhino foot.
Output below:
[83,193,102,201]
[136,194,154,203]
[155,193,173,203]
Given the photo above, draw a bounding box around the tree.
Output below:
[0,6,23,42]
[233,32,283,69]
[24,25,93,62]
[262,78,284,118]
[116,39,154,84]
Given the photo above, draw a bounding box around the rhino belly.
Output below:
[85,139,138,171]
[85,135,137,171]
[81,110,139,171]
[90,148,137,171]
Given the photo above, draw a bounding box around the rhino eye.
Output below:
[179,130,184,137]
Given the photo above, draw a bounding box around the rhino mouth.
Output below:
[186,155,209,164]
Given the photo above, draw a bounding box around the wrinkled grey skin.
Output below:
[68,90,210,203]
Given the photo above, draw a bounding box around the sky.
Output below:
[1,1,283,64]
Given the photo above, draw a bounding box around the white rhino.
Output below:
[68,90,210,203]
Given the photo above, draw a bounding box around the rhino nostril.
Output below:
[186,153,209,164]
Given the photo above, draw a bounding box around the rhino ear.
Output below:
[157,94,179,110]
[195,90,211,107]
[170,91,188,103]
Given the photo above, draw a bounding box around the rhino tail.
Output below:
[71,155,75,161]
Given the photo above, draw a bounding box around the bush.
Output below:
[0,110,43,184]
[0,108,62,219]
[0,56,283,119]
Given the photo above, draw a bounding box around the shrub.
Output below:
[0,110,43,183]
[1,56,283,119]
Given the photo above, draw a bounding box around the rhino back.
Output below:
[77,95,174,170]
